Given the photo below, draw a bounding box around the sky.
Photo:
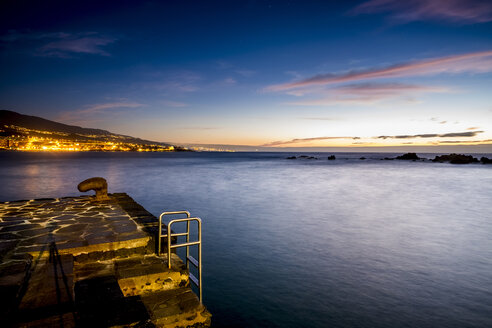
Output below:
[1,0,491,151]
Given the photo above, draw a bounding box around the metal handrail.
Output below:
[158,211,202,303]
[168,217,202,303]
[158,211,190,255]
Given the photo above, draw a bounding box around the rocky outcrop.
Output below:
[396,153,420,160]
[432,153,478,164]
[480,157,492,164]
[327,155,336,160]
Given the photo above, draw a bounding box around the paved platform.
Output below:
[0,193,211,328]
[0,196,149,259]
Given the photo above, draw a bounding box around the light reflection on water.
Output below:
[1,151,492,327]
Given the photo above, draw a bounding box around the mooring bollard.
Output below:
[77,177,110,201]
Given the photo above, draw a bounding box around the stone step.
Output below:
[73,254,210,328]
[2,193,211,327]
[74,254,190,297]
[116,254,189,297]
[73,242,153,263]
[74,275,151,327]
[141,287,211,328]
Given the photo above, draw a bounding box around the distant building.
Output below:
[0,137,9,149]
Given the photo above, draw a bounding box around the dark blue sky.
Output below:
[1,0,491,148]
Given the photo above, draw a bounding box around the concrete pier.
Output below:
[0,193,211,327]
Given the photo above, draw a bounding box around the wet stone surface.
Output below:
[0,195,149,259]
[0,193,210,328]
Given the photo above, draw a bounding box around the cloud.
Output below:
[0,31,71,42]
[441,131,484,137]
[287,82,446,106]
[438,139,492,144]
[262,130,485,147]
[467,126,480,130]
[58,101,144,122]
[351,0,492,24]
[430,118,449,124]
[335,82,442,93]
[261,136,357,147]
[40,36,116,57]
[352,141,376,145]
[82,102,143,112]
[289,97,378,106]
[376,130,484,139]
[0,30,117,57]
[267,50,492,92]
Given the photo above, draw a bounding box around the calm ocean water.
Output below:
[1,151,492,327]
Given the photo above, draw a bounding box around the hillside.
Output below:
[0,110,182,151]
[0,109,171,146]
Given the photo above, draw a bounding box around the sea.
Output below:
[1,151,491,328]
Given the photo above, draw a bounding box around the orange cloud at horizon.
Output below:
[259,130,490,148]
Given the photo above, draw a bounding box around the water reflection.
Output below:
[1,151,491,328]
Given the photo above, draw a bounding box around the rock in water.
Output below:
[78,177,110,201]
[396,153,420,160]
[480,157,492,164]
[432,154,478,164]
[328,155,336,160]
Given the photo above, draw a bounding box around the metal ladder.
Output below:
[158,211,202,303]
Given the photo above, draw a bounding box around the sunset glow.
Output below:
[1,1,491,151]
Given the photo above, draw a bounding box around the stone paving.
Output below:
[0,196,149,260]
[0,193,211,328]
